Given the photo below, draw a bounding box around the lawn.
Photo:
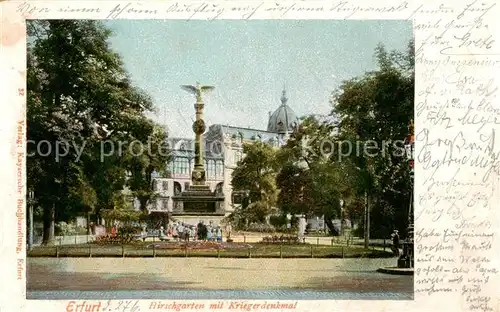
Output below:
[27,241,393,258]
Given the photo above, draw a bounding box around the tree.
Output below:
[27,20,169,244]
[231,141,279,223]
[125,122,170,212]
[276,116,349,234]
[331,40,414,240]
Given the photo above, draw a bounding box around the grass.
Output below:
[27,242,394,259]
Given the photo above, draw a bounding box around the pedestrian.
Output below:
[197,221,203,240]
[141,227,147,242]
[207,227,213,241]
[172,223,178,241]
[177,223,184,241]
[201,223,208,241]
[183,225,190,242]
[392,230,400,256]
[216,226,222,243]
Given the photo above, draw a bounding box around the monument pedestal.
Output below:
[172,184,225,216]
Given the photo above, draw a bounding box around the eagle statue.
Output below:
[180,82,215,102]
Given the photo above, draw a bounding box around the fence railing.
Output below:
[33,235,390,249]
[28,241,394,259]
[32,235,96,246]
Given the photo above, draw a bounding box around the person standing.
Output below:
[183,225,190,242]
[201,222,208,240]
[197,221,203,240]
[392,230,400,256]
[207,227,213,242]
[225,223,232,241]
[216,226,222,243]
[178,223,185,241]
[172,223,179,241]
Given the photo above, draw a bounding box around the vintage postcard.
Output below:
[0,0,499,312]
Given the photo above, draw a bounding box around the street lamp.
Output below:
[28,191,34,250]
[339,199,344,237]
[404,120,414,232]
[398,120,415,269]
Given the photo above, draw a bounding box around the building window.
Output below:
[206,160,215,179]
[162,181,168,191]
[235,151,242,163]
[184,182,190,190]
[162,198,168,210]
[175,157,189,175]
[174,182,182,195]
[167,161,174,175]
[158,180,163,191]
[232,192,244,204]
[215,160,223,176]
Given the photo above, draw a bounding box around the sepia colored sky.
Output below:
[104,20,412,137]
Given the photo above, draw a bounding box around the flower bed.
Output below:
[261,235,301,244]
[149,241,253,250]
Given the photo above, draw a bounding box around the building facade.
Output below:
[142,89,300,225]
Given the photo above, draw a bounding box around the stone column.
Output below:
[180,83,214,186]
[192,99,207,185]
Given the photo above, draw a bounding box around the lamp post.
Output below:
[398,120,414,269]
[339,199,344,237]
[28,191,34,250]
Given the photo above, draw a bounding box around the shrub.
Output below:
[245,222,275,233]
[117,225,141,241]
[261,235,300,244]
[55,221,76,236]
[352,226,364,238]
[269,215,287,227]
[74,226,89,235]
[93,234,132,245]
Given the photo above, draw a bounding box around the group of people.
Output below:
[156,221,223,242]
[195,221,223,242]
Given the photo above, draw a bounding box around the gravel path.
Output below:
[27,258,413,293]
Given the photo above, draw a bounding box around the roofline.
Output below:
[217,124,279,135]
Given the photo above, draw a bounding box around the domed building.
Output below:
[267,89,300,136]
[144,88,301,226]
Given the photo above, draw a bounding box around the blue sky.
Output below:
[104,20,412,138]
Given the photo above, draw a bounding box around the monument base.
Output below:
[172,184,225,217]
[397,258,413,268]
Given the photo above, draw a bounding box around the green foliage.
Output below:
[245,222,276,233]
[125,123,171,212]
[269,215,287,228]
[141,211,169,229]
[27,20,170,245]
[117,225,141,241]
[54,221,75,236]
[275,116,347,234]
[100,208,141,223]
[331,40,414,238]
[231,141,279,222]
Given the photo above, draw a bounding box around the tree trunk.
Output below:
[364,192,370,249]
[140,197,149,213]
[86,212,91,235]
[324,215,335,235]
[42,202,55,246]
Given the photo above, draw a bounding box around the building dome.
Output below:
[267,89,299,134]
